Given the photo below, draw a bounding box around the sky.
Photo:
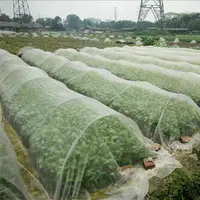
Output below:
[0,1,200,22]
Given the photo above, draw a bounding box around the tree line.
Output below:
[0,12,200,31]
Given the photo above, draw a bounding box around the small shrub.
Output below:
[143,37,155,46]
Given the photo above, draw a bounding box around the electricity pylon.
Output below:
[137,0,165,28]
[13,0,31,24]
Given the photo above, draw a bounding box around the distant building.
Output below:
[104,19,112,22]
[0,21,44,31]
[27,22,44,30]
[0,21,20,30]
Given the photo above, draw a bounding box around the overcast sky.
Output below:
[0,1,199,21]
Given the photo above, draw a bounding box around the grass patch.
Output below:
[0,36,120,55]
[148,152,200,200]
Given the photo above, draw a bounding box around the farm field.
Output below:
[0,36,118,55]
[0,35,200,200]
[0,32,200,54]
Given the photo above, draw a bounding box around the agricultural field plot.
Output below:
[0,36,119,55]
[0,33,200,55]
[0,43,200,200]
[21,48,200,145]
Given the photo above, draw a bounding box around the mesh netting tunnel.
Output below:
[81,47,200,75]
[0,125,30,200]
[20,48,200,145]
[0,51,153,199]
[120,46,200,65]
[54,48,200,106]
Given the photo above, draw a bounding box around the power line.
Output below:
[114,7,117,22]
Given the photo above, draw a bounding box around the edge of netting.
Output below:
[0,127,30,200]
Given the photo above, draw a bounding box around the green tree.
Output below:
[52,16,64,31]
[66,14,81,29]
[22,14,33,23]
[45,18,54,27]
[36,18,46,26]
[137,21,154,30]
[0,13,12,22]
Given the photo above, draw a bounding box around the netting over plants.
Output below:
[0,52,153,199]
[20,48,200,145]
[141,46,200,57]
[0,125,29,200]
[158,46,200,54]
[54,48,200,106]
[81,47,200,75]
[121,46,200,65]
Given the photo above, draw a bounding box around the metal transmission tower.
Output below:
[137,0,165,28]
[13,0,31,23]
[114,7,117,22]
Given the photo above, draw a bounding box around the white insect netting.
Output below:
[0,52,156,200]
[0,119,30,199]
[20,48,200,147]
[54,48,200,106]
[81,47,200,75]
[127,45,200,57]
[121,46,200,65]
[159,46,200,54]
[104,38,112,43]
[173,38,179,43]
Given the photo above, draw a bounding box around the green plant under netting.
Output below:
[81,47,200,75]
[54,48,200,106]
[143,37,155,46]
[120,46,200,65]
[0,52,153,200]
[20,48,200,145]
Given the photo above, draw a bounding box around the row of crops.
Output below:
[0,49,155,200]
[0,45,199,199]
[19,47,200,145]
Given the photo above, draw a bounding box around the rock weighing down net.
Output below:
[81,47,200,75]
[54,48,200,106]
[0,52,153,199]
[20,48,200,145]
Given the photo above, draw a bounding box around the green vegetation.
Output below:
[149,153,200,200]
[22,49,200,144]
[0,55,153,199]
[81,47,200,74]
[1,33,200,200]
[55,49,200,105]
[143,37,155,46]
[3,119,47,200]
[0,125,28,200]
[0,36,118,55]
[37,12,200,31]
